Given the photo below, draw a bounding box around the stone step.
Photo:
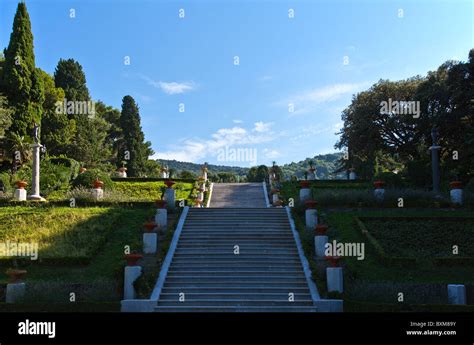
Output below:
[155,306,318,312]
[157,300,313,306]
[163,282,310,288]
[161,287,311,293]
[169,265,303,271]
[159,293,312,300]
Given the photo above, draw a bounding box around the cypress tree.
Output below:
[3,2,43,138]
[119,96,148,177]
[54,58,90,103]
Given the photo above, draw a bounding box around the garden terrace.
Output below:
[290,208,474,310]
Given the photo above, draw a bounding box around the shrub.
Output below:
[373,172,404,188]
[72,169,114,190]
[0,172,12,193]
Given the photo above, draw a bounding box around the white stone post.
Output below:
[315,235,328,257]
[28,143,46,201]
[374,181,385,203]
[155,208,168,229]
[124,266,142,300]
[143,233,157,254]
[272,193,280,204]
[305,209,318,230]
[299,188,311,203]
[164,188,175,210]
[447,284,466,305]
[6,282,26,303]
[92,188,104,200]
[14,185,27,201]
[450,182,463,205]
[349,171,356,180]
[327,267,343,293]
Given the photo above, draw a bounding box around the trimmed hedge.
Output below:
[0,302,120,312]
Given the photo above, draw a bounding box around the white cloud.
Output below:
[140,74,197,95]
[158,81,196,95]
[262,148,281,159]
[233,119,243,124]
[253,121,274,133]
[277,82,371,115]
[153,125,275,163]
[259,75,273,82]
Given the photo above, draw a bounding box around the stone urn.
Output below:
[15,180,28,189]
[155,200,167,209]
[143,221,157,233]
[314,224,328,235]
[124,253,143,266]
[305,200,318,209]
[93,179,104,189]
[164,180,175,188]
[6,269,27,283]
[325,256,342,267]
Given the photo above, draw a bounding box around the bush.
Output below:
[72,169,114,190]
[0,172,12,193]
[40,160,73,196]
[373,172,404,188]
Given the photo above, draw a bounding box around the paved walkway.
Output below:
[210,183,267,208]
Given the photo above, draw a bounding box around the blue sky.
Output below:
[1,0,473,167]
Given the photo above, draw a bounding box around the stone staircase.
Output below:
[155,207,317,312]
[210,183,267,208]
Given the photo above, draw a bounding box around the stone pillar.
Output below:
[143,233,157,254]
[305,209,318,230]
[164,188,175,210]
[124,266,142,300]
[315,235,328,257]
[447,284,466,305]
[299,188,311,203]
[155,208,168,229]
[373,181,385,203]
[14,187,27,201]
[6,282,26,303]
[374,188,385,202]
[450,182,463,205]
[92,188,104,200]
[272,193,280,204]
[327,267,343,293]
[28,144,46,201]
[349,171,356,180]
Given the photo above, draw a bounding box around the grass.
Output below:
[112,181,195,202]
[45,180,196,204]
[280,181,474,208]
[326,209,474,284]
[361,217,474,258]
[0,206,155,286]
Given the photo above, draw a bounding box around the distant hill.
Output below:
[279,153,346,179]
[158,153,345,180]
[157,159,249,177]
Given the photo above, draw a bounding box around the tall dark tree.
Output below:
[2,2,44,138]
[119,96,149,176]
[54,59,90,103]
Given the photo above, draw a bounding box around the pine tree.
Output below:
[54,58,90,103]
[119,96,148,176]
[3,2,43,138]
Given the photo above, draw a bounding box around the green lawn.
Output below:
[112,181,195,202]
[326,210,474,284]
[0,206,154,285]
